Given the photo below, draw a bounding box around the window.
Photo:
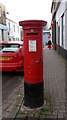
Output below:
[8,22,10,31]
[0,44,20,51]
[0,48,19,53]
[13,25,15,32]
[2,30,4,41]
[58,19,60,45]
[62,14,65,47]
[17,26,19,33]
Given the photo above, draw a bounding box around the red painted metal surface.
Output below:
[19,20,47,84]
[0,41,24,72]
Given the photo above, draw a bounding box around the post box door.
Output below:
[24,36,43,84]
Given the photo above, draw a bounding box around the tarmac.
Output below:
[2,46,66,120]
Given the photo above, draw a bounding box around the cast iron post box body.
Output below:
[19,20,47,108]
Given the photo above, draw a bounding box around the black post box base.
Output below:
[24,81,44,108]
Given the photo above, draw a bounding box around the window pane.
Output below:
[62,14,64,47]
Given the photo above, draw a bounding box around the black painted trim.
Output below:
[24,81,44,108]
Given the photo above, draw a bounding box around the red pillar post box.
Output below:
[19,20,47,108]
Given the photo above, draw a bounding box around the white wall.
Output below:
[56,2,65,22]
[6,19,21,41]
[56,1,67,50]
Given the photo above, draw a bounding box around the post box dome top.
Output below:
[19,20,47,27]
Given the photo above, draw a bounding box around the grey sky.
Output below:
[0,0,52,27]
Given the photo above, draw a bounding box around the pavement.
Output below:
[2,46,66,120]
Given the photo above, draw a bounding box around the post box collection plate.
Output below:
[28,40,37,52]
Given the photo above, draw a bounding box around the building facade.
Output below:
[6,18,22,41]
[0,3,22,42]
[51,0,67,59]
[0,3,8,41]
